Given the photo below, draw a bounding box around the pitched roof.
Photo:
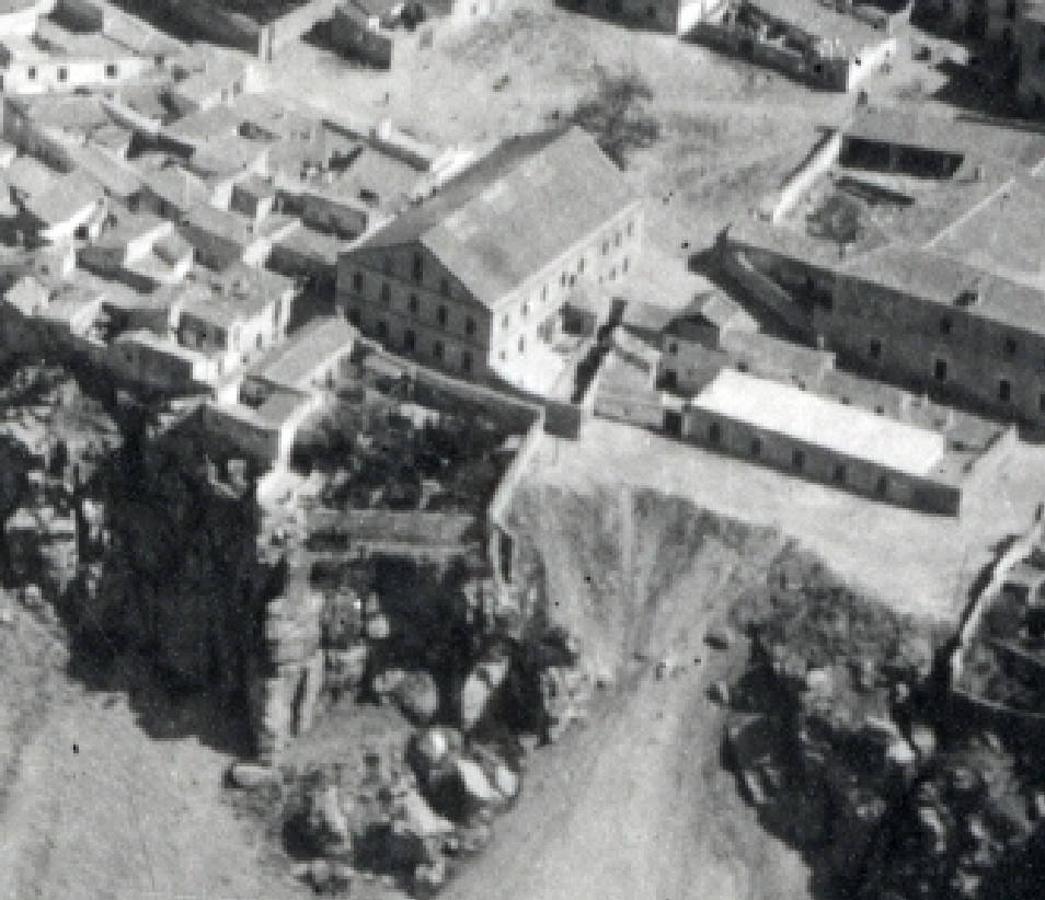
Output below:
[356,127,638,308]
[694,368,946,477]
[841,246,1045,335]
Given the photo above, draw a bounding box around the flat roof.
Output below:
[693,368,946,477]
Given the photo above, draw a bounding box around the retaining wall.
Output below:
[761,129,843,223]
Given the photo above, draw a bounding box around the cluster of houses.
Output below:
[2,0,1045,523]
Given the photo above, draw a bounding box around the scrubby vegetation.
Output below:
[570,65,662,168]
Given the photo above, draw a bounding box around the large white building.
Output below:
[336,127,643,394]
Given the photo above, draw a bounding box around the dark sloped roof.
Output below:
[355,127,638,308]
[841,246,1045,335]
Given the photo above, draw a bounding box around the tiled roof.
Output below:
[356,127,638,308]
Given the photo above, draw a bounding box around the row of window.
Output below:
[372,282,480,337]
[706,421,891,493]
[24,63,122,83]
[377,319,474,373]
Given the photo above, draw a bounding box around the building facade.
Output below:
[336,128,642,392]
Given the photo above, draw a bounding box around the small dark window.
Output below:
[348,307,361,326]
[833,464,846,484]
[382,255,393,275]
[462,351,473,374]
[439,278,450,297]
[433,340,444,360]
[939,316,952,335]
[792,449,805,470]
[411,252,423,282]
[518,335,525,353]
[380,282,391,306]
[26,66,36,80]
[466,317,476,337]
[57,66,68,82]
[404,329,416,351]
[578,257,585,274]
[1005,337,1018,356]
[668,341,678,355]
[408,294,419,314]
[933,358,947,382]
[501,312,510,328]
[352,271,364,292]
[869,338,882,360]
[709,422,722,445]
[1039,393,1045,413]
[1000,379,1012,402]
[541,285,548,303]
[522,302,529,318]
[750,437,762,457]
[105,63,118,79]
[376,319,388,339]
[622,257,630,273]
[614,231,621,248]
[602,241,609,256]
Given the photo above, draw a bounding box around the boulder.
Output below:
[454,758,500,808]
[461,657,510,731]
[398,788,455,839]
[397,670,440,724]
[228,761,279,790]
[305,783,350,851]
[326,643,369,691]
[414,856,448,898]
[492,763,520,801]
[708,680,730,706]
[365,612,391,641]
[373,667,406,698]
[705,626,733,650]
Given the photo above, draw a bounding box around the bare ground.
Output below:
[0,613,302,900]
[450,484,809,900]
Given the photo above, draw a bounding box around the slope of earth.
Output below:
[446,485,811,900]
[0,613,304,900]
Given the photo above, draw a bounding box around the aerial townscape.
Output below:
[6,0,1045,898]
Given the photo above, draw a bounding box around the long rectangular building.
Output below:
[683,368,1011,516]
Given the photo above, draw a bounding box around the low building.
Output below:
[166,46,249,115]
[330,0,399,68]
[337,126,642,394]
[694,0,897,92]
[560,0,708,34]
[19,169,105,244]
[109,329,215,391]
[201,386,321,465]
[241,314,357,403]
[681,367,1009,515]
[176,265,296,370]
